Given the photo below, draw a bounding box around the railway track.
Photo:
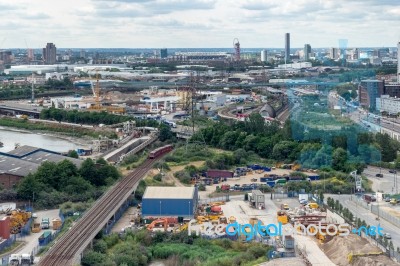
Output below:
[38,157,160,266]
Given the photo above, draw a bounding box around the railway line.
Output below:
[38,153,166,266]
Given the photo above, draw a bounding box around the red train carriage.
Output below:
[148,145,173,159]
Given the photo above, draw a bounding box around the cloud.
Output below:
[25,13,51,20]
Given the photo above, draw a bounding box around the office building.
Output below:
[42,43,57,64]
[0,50,12,64]
[304,44,311,61]
[160,48,168,59]
[80,49,86,59]
[285,33,290,63]
[260,49,267,62]
[358,80,385,111]
[27,49,34,61]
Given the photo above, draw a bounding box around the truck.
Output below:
[21,254,33,266]
[363,194,376,203]
[9,254,21,266]
[41,218,50,229]
[32,222,41,233]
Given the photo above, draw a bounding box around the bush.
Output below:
[153,174,163,182]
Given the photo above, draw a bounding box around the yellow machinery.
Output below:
[10,210,31,234]
[229,216,236,224]
[348,252,383,263]
[88,71,125,114]
[146,219,168,231]
[32,222,41,233]
[292,163,301,171]
[307,203,319,209]
[277,211,288,225]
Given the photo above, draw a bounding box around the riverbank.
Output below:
[0,117,115,139]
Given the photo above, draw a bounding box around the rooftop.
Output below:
[0,155,39,177]
[143,186,196,199]
[21,151,83,167]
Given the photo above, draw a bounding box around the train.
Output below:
[148,145,173,159]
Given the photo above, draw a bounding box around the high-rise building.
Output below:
[285,33,290,63]
[42,43,56,64]
[0,50,12,64]
[80,49,86,59]
[27,49,34,61]
[358,80,385,111]
[397,42,400,83]
[330,48,338,60]
[260,50,267,62]
[160,48,168,59]
[304,44,311,61]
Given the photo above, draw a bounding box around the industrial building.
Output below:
[0,146,83,188]
[141,186,198,219]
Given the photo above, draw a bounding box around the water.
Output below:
[0,127,78,153]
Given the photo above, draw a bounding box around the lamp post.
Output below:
[159,201,162,217]
[188,201,191,219]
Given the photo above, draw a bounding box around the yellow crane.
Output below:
[88,70,125,114]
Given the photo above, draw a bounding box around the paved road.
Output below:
[328,194,400,249]
[363,166,400,194]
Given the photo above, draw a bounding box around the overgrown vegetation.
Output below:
[82,230,272,266]
[15,158,120,209]
[0,117,116,138]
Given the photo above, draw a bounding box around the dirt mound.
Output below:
[321,234,382,265]
[352,255,399,266]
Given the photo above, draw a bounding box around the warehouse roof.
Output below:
[4,145,59,158]
[0,155,39,177]
[21,151,83,167]
[143,187,196,199]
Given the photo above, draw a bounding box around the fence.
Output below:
[104,200,130,235]
[370,204,400,228]
[329,199,400,263]
[199,195,229,205]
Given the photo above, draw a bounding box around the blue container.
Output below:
[266,181,275,188]
[309,175,320,181]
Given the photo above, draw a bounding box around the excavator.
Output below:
[146,219,168,232]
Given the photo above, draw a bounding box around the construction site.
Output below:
[106,160,400,266]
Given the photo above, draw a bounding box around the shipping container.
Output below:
[266,181,275,188]
[207,170,234,178]
[38,231,52,246]
[309,175,320,181]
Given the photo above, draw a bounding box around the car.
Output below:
[384,233,392,239]
[299,199,308,205]
[389,170,397,174]
[385,198,391,202]
[375,173,383,178]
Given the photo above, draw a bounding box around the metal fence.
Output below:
[104,200,130,234]
[199,195,230,205]
[370,204,400,228]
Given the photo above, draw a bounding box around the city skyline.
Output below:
[0,0,399,48]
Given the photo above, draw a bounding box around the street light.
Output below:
[159,201,162,217]
[188,201,191,219]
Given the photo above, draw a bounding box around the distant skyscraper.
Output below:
[304,44,311,61]
[330,48,338,60]
[80,49,86,59]
[285,33,290,63]
[42,43,56,64]
[27,49,34,61]
[260,50,267,62]
[160,48,168,59]
[397,42,400,83]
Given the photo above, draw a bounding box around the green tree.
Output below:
[332,148,348,171]
[67,150,79,158]
[159,124,174,142]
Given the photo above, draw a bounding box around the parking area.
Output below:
[15,209,60,256]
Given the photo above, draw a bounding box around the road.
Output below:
[328,194,400,249]
[363,165,400,194]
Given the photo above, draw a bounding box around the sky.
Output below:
[0,0,399,49]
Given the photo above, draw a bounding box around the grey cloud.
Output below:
[25,13,51,20]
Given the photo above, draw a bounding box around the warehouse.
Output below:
[141,187,198,219]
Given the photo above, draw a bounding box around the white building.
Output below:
[397,42,400,83]
[376,95,400,114]
[277,62,312,69]
[260,50,267,62]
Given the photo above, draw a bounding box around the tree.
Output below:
[319,191,324,204]
[332,148,348,171]
[16,174,45,200]
[67,150,79,158]
[159,124,174,142]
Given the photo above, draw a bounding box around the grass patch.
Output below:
[0,241,24,256]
